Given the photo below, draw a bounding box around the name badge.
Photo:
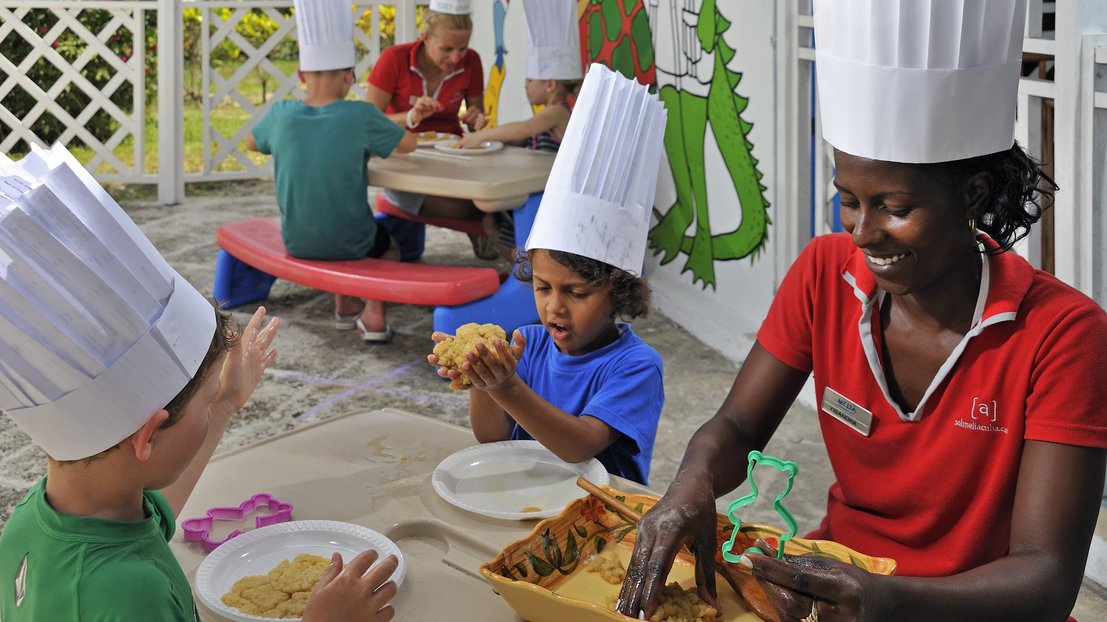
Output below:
[821,387,873,436]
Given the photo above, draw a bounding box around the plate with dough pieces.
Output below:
[432,440,609,520]
[195,520,405,622]
[416,131,460,147]
[434,140,504,155]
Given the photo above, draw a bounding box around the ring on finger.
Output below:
[800,600,819,622]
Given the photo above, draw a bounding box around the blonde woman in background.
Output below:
[365,0,490,242]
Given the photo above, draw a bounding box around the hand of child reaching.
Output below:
[301,550,399,622]
[462,329,526,392]
[213,306,279,417]
[456,131,487,149]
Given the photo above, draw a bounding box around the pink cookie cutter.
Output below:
[181,493,293,552]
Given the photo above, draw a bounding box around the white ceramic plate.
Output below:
[432,440,609,520]
[415,131,460,147]
[434,140,504,155]
[194,520,405,622]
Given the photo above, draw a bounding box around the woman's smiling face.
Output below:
[530,250,617,356]
[834,150,982,297]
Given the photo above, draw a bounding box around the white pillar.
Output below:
[157,0,185,205]
[1051,1,1107,296]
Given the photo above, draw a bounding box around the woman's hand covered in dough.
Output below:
[616,478,720,619]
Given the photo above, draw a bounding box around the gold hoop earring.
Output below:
[968,218,976,232]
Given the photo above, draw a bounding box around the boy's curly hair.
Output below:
[513,248,651,320]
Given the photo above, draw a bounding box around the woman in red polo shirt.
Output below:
[365,2,488,231]
[615,1,1107,621]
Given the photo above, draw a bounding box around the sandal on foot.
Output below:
[334,312,361,330]
[356,318,394,343]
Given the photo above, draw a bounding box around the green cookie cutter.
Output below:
[720,450,799,563]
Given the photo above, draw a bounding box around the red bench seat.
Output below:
[215,218,500,307]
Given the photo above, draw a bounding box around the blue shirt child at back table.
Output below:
[428,64,669,485]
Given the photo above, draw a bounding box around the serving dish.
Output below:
[479,487,896,622]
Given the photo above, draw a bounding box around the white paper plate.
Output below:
[416,131,460,147]
[194,520,405,622]
[432,440,609,520]
[434,140,504,155]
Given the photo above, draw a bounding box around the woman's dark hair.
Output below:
[928,141,1057,254]
[513,249,651,320]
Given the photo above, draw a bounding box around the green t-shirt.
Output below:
[251,98,406,260]
[0,478,196,621]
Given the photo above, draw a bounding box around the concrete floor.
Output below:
[1,180,1105,620]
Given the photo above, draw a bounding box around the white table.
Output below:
[171,408,644,621]
[368,146,555,212]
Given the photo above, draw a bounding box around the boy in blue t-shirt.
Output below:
[428,64,668,485]
[431,249,664,484]
[247,33,417,343]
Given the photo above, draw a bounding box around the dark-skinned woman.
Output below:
[617,1,1107,621]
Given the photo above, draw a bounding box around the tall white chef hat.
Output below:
[294,0,356,72]
[814,0,1027,163]
[525,64,667,273]
[0,145,215,461]
[429,0,471,16]
[523,0,583,80]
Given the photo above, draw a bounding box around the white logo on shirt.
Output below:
[954,397,1008,433]
[14,553,27,608]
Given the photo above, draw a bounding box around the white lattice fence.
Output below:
[0,1,155,183]
[188,0,417,181]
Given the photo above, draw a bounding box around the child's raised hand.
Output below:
[301,550,399,622]
[463,329,525,392]
[214,306,279,416]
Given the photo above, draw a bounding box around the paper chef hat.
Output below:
[294,0,356,72]
[429,0,471,16]
[526,64,667,273]
[523,0,583,80]
[0,145,215,461]
[814,0,1027,163]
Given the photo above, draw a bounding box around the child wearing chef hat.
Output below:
[455,0,584,258]
[457,0,582,152]
[246,0,417,343]
[0,145,402,621]
[430,64,668,485]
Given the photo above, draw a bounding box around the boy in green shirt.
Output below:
[0,144,399,621]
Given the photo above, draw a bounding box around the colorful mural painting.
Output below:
[579,0,770,288]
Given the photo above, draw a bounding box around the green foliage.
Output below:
[0,8,157,154]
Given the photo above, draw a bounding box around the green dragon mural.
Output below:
[579,0,770,288]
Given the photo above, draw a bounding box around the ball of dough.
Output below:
[433,323,508,390]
